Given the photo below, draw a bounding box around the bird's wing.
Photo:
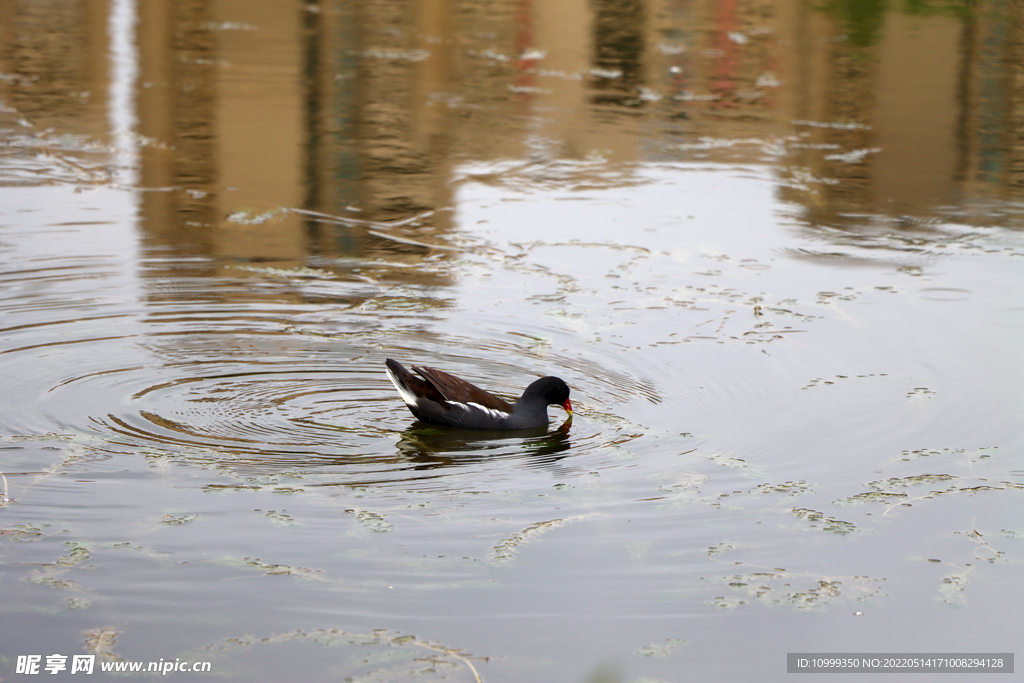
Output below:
[413,365,514,413]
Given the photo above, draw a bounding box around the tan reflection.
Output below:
[136,0,219,261]
[874,14,959,214]
[0,0,109,136]
[531,0,593,159]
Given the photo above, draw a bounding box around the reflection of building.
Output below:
[957,0,1024,199]
[0,0,109,134]
[5,0,1024,259]
[137,0,220,262]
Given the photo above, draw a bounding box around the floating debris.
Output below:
[634,638,685,658]
[792,508,858,535]
[346,507,393,533]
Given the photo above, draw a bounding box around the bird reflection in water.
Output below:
[393,416,573,470]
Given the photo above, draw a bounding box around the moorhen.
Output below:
[385,358,572,429]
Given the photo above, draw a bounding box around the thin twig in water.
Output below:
[411,640,485,683]
[367,229,462,252]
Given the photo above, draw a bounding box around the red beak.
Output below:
[562,398,573,415]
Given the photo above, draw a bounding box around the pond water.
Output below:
[2,0,1023,681]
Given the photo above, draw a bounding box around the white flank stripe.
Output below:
[451,401,510,419]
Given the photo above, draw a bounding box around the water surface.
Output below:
[1,0,1023,681]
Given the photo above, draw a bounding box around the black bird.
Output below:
[385,358,572,429]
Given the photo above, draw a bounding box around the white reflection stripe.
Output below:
[109,0,139,185]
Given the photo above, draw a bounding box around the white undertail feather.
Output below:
[385,366,420,408]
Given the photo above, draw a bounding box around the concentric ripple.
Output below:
[1,201,672,489]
